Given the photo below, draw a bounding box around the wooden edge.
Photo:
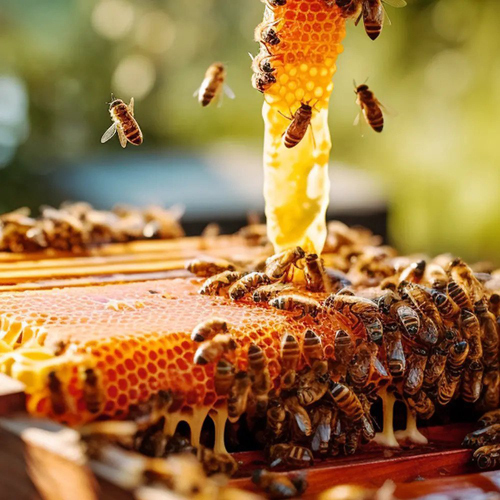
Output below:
[0,374,26,416]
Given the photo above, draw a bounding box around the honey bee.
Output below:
[463,424,500,449]
[255,20,282,47]
[269,443,314,468]
[193,333,237,365]
[334,329,355,379]
[199,270,246,295]
[199,447,238,476]
[399,260,426,284]
[82,367,102,414]
[252,469,307,500]
[462,360,484,403]
[304,253,331,293]
[228,371,252,423]
[297,360,329,406]
[391,302,420,338]
[448,257,485,306]
[248,343,272,413]
[437,341,469,405]
[186,258,236,278]
[406,390,435,420]
[303,329,324,364]
[357,0,407,41]
[479,409,500,428]
[429,289,460,320]
[281,102,314,149]
[191,318,229,342]
[336,0,362,18]
[423,331,456,388]
[285,396,312,437]
[489,293,500,317]
[447,279,473,311]
[229,272,271,301]
[252,72,277,93]
[354,83,384,133]
[250,50,282,75]
[461,310,483,360]
[330,418,346,457]
[265,246,305,281]
[325,268,352,292]
[253,283,294,302]
[348,340,378,390]
[47,371,67,416]
[384,329,406,378]
[344,427,361,455]
[473,444,500,470]
[328,381,364,424]
[269,294,321,318]
[214,359,235,396]
[194,62,235,107]
[280,333,300,389]
[403,347,428,396]
[101,97,143,148]
[401,283,443,334]
[311,406,336,455]
[262,0,287,8]
[267,400,287,440]
[476,300,499,371]
[426,263,449,291]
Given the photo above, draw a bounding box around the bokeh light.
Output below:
[91,0,135,41]
[135,11,176,54]
[112,55,156,100]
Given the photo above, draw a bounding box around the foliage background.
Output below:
[0,0,499,263]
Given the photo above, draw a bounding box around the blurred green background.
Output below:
[0,0,499,263]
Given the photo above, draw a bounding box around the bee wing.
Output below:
[193,87,201,98]
[353,112,361,127]
[223,84,236,100]
[117,127,127,148]
[100,123,117,144]
[383,0,407,8]
[128,97,134,116]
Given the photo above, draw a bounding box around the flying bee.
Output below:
[265,246,305,281]
[229,272,270,301]
[101,97,143,148]
[252,469,307,500]
[285,396,313,437]
[461,310,483,360]
[248,343,272,413]
[334,329,355,379]
[328,381,364,424]
[269,443,314,469]
[406,390,435,420]
[269,294,321,318]
[281,102,314,149]
[280,333,300,389]
[429,289,460,320]
[194,62,235,107]
[462,360,484,403]
[303,329,324,364]
[356,0,407,41]
[297,360,329,406]
[479,409,500,428]
[191,318,228,342]
[252,72,277,93]
[311,406,336,455]
[336,0,362,18]
[199,270,246,296]
[253,282,294,303]
[227,371,252,423]
[186,257,236,278]
[47,371,67,416]
[447,279,473,311]
[399,260,426,284]
[403,347,428,396]
[391,302,420,338]
[255,20,282,47]
[463,424,500,449]
[82,367,102,414]
[438,341,469,405]
[193,334,237,365]
[354,83,384,132]
[267,400,287,440]
[214,359,235,396]
[304,253,331,293]
[473,444,500,470]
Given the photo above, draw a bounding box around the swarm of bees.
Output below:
[0,202,184,252]
[185,220,500,470]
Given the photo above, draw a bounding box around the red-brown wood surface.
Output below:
[0,374,26,417]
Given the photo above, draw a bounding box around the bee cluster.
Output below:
[188,220,500,469]
[0,201,184,252]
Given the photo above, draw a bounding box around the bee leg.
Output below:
[129,97,134,115]
[373,388,399,448]
[394,405,428,445]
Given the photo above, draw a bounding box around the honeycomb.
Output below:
[255,0,346,254]
[0,278,348,427]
